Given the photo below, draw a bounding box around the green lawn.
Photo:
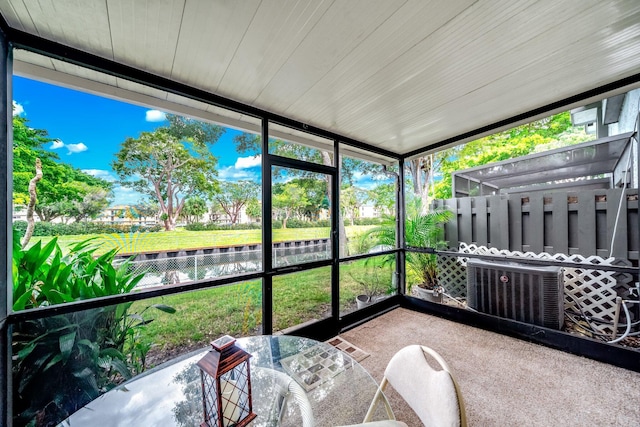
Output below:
[26,225,388,367]
[131,256,394,366]
[30,225,375,254]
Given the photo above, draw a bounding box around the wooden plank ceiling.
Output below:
[2,0,640,157]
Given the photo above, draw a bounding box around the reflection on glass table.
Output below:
[58,335,393,427]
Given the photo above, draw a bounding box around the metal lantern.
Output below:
[197,335,257,427]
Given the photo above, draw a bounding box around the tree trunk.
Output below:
[21,158,43,249]
[164,216,176,231]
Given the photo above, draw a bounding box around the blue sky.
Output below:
[12,76,261,205]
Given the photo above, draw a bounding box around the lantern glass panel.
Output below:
[220,364,252,425]
[201,372,221,425]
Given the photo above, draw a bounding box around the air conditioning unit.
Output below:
[466,259,564,330]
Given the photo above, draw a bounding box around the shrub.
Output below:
[183,222,262,231]
[11,229,174,426]
[279,219,330,229]
[353,217,385,226]
[12,220,162,238]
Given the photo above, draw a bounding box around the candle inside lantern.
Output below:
[221,379,242,425]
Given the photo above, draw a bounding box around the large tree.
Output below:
[68,185,111,223]
[340,184,367,226]
[12,116,113,223]
[180,196,208,225]
[214,180,260,225]
[112,115,224,231]
[272,181,309,228]
[233,134,386,256]
[367,182,396,215]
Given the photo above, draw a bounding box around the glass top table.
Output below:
[58,335,393,426]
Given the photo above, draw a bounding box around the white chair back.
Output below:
[384,345,463,427]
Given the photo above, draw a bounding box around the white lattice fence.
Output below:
[438,243,635,336]
[437,256,467,298]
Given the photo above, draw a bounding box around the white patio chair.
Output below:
[357,344,467,427]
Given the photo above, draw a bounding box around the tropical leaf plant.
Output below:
[11,228,176,427]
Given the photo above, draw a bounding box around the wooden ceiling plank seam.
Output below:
[253,0,407,113]
[314,0,599,133]
[2,0,33,32]
[171,0,261,93]
[279,0,418,114]
[301,0,531,129]
[27,0,114,60]
[245,0,339,105]
[215,0,265,98]
[107,0,185,77]
[331,3,639,146]
[283,0,475,121]
[211,0,264,92]
[221,0,339,105]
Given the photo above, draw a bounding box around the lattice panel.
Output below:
[437,255,467,298]
[451,243,634,336]
[563,268,619,336]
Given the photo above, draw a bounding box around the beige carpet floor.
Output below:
[340,308,640,427]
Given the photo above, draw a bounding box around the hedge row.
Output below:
[184,222,262,231]
[13,221,163,237]
[14,216,386,237]
[184,217,384,231]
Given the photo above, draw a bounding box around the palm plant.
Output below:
[363,199,453,292]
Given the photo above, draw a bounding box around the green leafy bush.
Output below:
[11,229,175,426]
[13,220,162,237]
[184,222,262,231]
[353,217,385,226]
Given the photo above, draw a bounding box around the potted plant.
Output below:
[363,199,453,303]
[349,263,389,309]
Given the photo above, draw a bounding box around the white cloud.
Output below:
[66,142,88,154]
[12,101,24,116]
[51,139,65,149]
[145,109,166,122]
[49,139,88,154]
[235,155,261,169]
[218,165,259,181]
[82,169,116,182]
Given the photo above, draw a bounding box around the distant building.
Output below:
[96,205,158,225]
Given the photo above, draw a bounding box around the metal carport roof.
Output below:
[452,132,635,196]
